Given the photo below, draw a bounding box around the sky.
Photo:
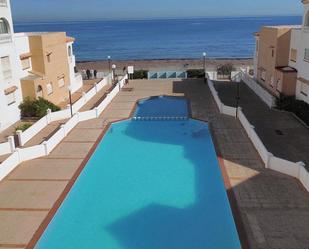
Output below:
[11,0,303,22]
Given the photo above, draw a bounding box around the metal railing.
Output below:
[0,34,12,44]
[0,0,7,7]
[0,0,8,7]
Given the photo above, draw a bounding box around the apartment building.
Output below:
[254,0,309,102]
[19,32,82,105]
[0,0,23,132]
[254,25,299,97]
[0,0,82,132]
[289,0,309,104]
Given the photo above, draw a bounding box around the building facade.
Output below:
[254,25,299,97]
[19,32,82,105]
[254,0,309,102]
[0,0,23,132]
[0,0,82,132]
[289,0,309,104]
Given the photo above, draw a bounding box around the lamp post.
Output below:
[203,52,207,84]
[235,79,240,118]
[68,85,73,117]
[112,64,116,85]
[107,56,111,75]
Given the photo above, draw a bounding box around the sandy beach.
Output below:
[76,58,253,72]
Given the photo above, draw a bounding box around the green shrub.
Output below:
[15,123,32,132]
[277,94,309,125]
[19,97,60,118]
[186,69,205,78]
[217,63,235,77]
[133,70,148,79]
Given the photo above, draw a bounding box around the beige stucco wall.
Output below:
[256,26,295,96]
[24,32,71,105]
[275,70,297,96]
[20,79,36,99]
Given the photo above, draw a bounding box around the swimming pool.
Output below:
[35,97,241,249]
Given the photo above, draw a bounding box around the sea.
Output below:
[14,16,302,61]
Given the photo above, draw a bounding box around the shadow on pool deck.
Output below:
[169,79,309,249]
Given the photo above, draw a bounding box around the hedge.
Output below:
[276,95,309,125]
[19,97,61,118]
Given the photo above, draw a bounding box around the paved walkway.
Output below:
[0,79,308,249]
[23,84,111,148]
[214,81,309,170]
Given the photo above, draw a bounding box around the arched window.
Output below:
[0,18,10,35]
[68,46,72,57]
[305,11,309,27]
[37,85,43,98]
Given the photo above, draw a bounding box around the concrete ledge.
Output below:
[208,78,309,192]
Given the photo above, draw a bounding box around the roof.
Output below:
[4,86,18,95]
[264,25,302,29]
[20,52,32,60]
[276,66,297,73]
[21,74,41,81]
[302,0,309,4]
[66,36,75,43]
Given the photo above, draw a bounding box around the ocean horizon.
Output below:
[14,16,302,61]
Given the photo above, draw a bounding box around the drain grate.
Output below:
[275,129,284,136]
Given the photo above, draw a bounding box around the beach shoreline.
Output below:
[76,58,253,72]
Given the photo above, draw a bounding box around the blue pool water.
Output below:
[134,96,189,118]
[35,98,241,249]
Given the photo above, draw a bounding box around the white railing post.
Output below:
[61,124,66,137]
[14,148,21,164]
[82,92,87,103]
[297,161,306,179]
[266,152,273,169]
[94,107,99,118]
[94,83,98,93]
[16,130,23,147]
[8,136,15,152]
[43,141,48,155]
[46,108,52,124]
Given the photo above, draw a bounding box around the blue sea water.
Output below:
[14,16,301,62]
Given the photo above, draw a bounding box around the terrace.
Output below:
[0,79,308,249]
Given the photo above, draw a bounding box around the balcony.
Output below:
[0,34,11,44]
[0,0,7,7]
[304,26,309,33]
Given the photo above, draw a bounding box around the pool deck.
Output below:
[0,79,308,249]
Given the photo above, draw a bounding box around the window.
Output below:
[290,49,297,62]
[0,18,9,34]
[21,58,30,70]
[304,48,309,62]
[276,79,282,91]
[0,0,8,7]
[260,70,266,81]
[58,77,65,88]
[68,46,72,57]
[6,91,15,105]
[46,83,53,95]
[270,76,274,88]
[300,83,308,97]
[1,56,11,79]
[46,52,52,63]
[271,49,275,58]
[37,85,43,97]
[305,11,309,27]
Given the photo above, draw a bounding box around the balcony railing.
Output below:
[0,0,7,7]
[0,34,12,44]
[304,26,309,33]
